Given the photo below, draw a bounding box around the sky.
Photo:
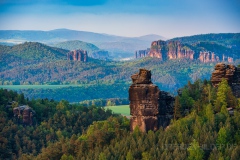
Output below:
[0,0,239,38]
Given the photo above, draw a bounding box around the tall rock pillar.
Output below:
[129,69,161,132]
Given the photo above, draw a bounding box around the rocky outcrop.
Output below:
[211,63,240,98]
[167,41,194,60]
[13,105,35,125]
[199,51,219,63]
[67,49,88,62]
[135,40,234,63]
[129,69,174,132]
[135,40,194,60]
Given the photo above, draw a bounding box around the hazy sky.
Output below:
[0,0,239,38]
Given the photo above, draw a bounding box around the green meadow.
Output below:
[105,105,130,117]
[0,85,81,90]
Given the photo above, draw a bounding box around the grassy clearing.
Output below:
[0,85,81,90]
[105,105,130,116]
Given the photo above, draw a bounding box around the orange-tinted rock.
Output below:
[135,40,235,63]
[136,40,194,60]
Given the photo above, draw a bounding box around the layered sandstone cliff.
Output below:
[135,40,194,61]
[67,49,88,62]
[129,69,174,132]
[135,40,234,63]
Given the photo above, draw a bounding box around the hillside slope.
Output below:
[52,40,99,52]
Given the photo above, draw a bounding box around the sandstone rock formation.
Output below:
[135,40,194,61]
[199,51,219,63]
[13,105,35,125]
[135,40,234,63]
[211,63,240,98]
[129,69,174,132]
[167,41,194,60]
[67,49,88,62]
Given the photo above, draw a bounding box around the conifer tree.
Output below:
[174,96,182,120]
[214,79,232,112]
[187,139,204,160]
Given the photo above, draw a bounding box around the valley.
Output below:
[0,31,240,102]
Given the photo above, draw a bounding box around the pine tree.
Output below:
[187,139,204,160]
[216,127,229,153]
[126,151,134,160]
[214,79,231,112]
[174,96,182,120]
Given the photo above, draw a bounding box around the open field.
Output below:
[0,85,82,90]
[105,105,130,116]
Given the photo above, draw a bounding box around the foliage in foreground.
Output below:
[7,79,238,159]
[0,88,116,159]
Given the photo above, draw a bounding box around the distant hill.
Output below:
[170,33,240,50]
[0,42,67,61]
[0,42,68,72]
[0,29,164,59]
[0,29,120,43]
[52,40,99,53]
[137,34,167,41]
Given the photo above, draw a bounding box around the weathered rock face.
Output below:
[135,40,234,63]
[167,41,194,60]
[211,63,240,98]
[136,40,194,60]
[129,69,174,132]
[199,51,219,63]
[67,50,88,62]
[13,105,35,125]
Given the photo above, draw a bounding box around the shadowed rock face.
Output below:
[211,63,240,98]
[13,105,35,125]
[129,69,174,132]
[67,49,88,62]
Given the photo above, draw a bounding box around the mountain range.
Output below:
[0,29,166,60]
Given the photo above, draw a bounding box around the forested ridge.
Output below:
[1,78,240,159]
[52,40,100,55]
[170,33,240,49]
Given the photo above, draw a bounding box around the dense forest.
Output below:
[1,78,240,159]
[1,56,220,102]
[0,88,120,159]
